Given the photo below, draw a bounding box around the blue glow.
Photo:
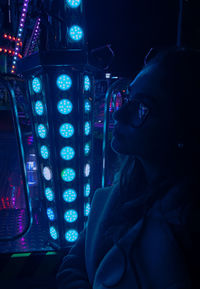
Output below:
[57,99,73,115]
[50,226,58,240]
[32,77,41,93]
[84,122,91,135]
[65,229,78,242]
[64,209,78,223]
[61,168,76,182]
[35,100,44,115]
[45,187,54,201]
[59,123,74,138]
[84,202,91,216]
[84,163,90,177]
[60,146,75,160]
[40,145,49,159]
[69,25,83,41]
[84,183,90,197]
[37,124,47,138]
[84,100,91,112]
[84,75,91,91]
[66,0,81,8]
[43,166,52,181]
[84,143,90,155]
[63,189,77,202]
[56,74,72,91]
[47,208,55,221]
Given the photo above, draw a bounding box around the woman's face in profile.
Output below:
[111,62,178,163]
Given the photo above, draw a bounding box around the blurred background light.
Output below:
[66,0,81,8]
[60,146,75,160]
[61,168,76,182]
[57,99,73,115]
[63,189,77,202]
[69,25,83,41]
[59,123,74,138]
[56,74,72,91]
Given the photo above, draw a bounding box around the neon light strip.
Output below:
[11,0,30,74]
[24,17,40,56]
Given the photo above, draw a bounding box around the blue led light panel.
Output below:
[50,226,58,240]
[84,183,90,197]
[37,124,47,138]
[64,209,78,223]
[69,25,83,41]
[84,100,91,112]
[60,146,75,160]
[59,123,74,138]
[56,74,72,91]
[40,145,49,159]
[84,75,91,91]
[43,166,52,180]
[84,203,91,216]
[57,99,73,115]
[84,121,91,135]
[45,187,54,201]
[47,208,55,221]
[66,0,81,8]
[84,143,90,155]
[65,229,78,242]
[32,77,42,93]
[35,100,44,115]
[61,168,76,182]
[63,189,77,202]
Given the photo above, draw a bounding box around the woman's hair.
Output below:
[102,46,200,243]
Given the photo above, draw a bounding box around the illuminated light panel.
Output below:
[64,209,78,223]
[60,146,75,160]
[84,183,90,197]
[84,143,90,155]
[84,100,91,112]
[61,168,76,182]
[84,202,91,216]
[43,166,52,181]
[84,75,91,91]
[57,99,73,115]
[37,124,47,138]
[59,123,74,138]
[40,145,49,159]
[56,74,72,91]
[65,229,78,242]
[69,25,83,41]
[63,189,77,202]
[84,121,91,135]
[45,187,54,201]
[66,0,81,8]
[84,163,90,177]
[50,226,58,240]
[32,77,42,93]
[35,100,44,115]
[47,208,55,221]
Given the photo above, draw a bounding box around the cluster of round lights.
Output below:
[84,203,91,216]
[59,123,74,138]
[40,145,49,159]
[64,209,78,223]
[84,100,91,112]
[32,77,42,93]
[63,189,77,203]
[84,143,90,155]
[60,146,75,160]
[84,121,91,135]
[66,0,81,8]
[37,124,47,139]
[47,208,55,221]
[69,25,83,41]
[84,183,90,197]
[50,226,58,240]
[45,188,54,201]
[65,229,78,242]
[84,76,91,91]
[57,99,73,115]
[61,168,76,182]
[43,166,52,181]
[57,74,72,91]
[35,100,44,115]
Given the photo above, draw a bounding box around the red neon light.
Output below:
[1,198,6,209]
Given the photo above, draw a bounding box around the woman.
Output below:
[56,47,200,289]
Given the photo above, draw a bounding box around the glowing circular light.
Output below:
[84,163,90,177]
[35,100,44,115]
[57,99,73,115]
[37,124,47,138]
[56,74,72,91]
[84,143,90,155]
[84,100,91,112]
[40,145,49,159]
[59,123,74,138]
[84,202,91,216]
[50,226,58,240]
[43,166,52,181]
[47,208,55,221]
[84,183,90,197]
[63,189,77,202]
[45,187,54,201]
[60,146,75,160]
[65,229,78,242]
[61,168,76,182]
[32,77,41,93]
[64,209,78,223]
[84,121,91,135]
[66,0,81,8]
[84,75,91,91]
[69,25,83,41]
